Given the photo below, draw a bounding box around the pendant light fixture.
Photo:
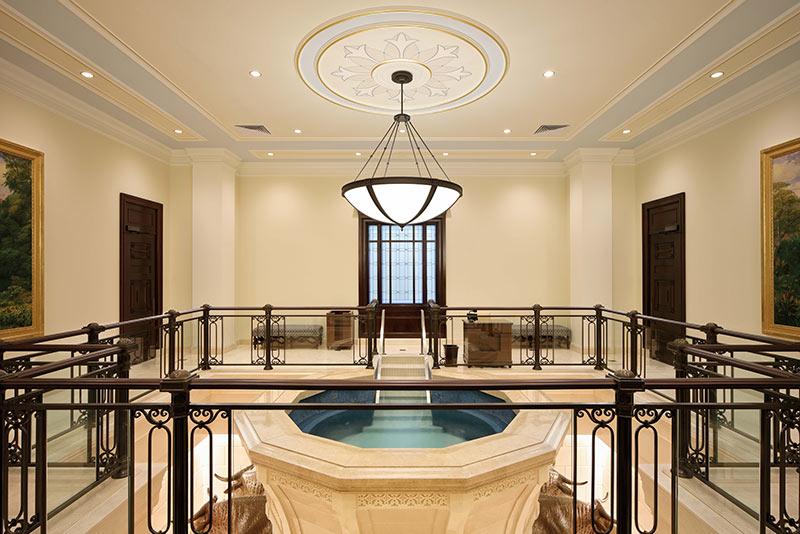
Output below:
[342,70,462,227]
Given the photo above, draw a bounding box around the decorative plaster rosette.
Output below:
[296,8,508,114]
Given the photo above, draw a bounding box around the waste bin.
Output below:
[444,344,459,366]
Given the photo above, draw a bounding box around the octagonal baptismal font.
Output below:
[235,369,568,534]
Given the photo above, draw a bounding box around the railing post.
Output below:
[532,304,542,371]
[430,303,441,370]
[594,304,604,370]
[426,301,434,356]
[167,310,178,374]
[612,369,644,534]
[759,402,772,534]
[34,392,47,534]
[161,369,194,534]
[86,322,103,344]
[670,339,693,478]
[200,304,211,371]
[85,322,104,459]
[0,370,7,529]
[702,322,719,346]
[263,305,273,371]
[112,339,134,479]
[366,301,375,370]
[701,322,721,463]
[628,311,639,376]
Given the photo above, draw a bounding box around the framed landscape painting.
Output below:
[762,136,800,339]
[0,138,43,340]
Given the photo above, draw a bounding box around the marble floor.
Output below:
[7,345,789,533]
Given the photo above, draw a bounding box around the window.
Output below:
[360,218,443,305]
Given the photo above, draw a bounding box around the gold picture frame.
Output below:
[0,138,43,340]
[762,136,800,339]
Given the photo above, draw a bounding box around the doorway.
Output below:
[359,216,445,338]
[642,192,686,364]
[119,193,163,364]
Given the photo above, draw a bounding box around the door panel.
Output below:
[359,217,445,338]
[643,193,685,363]
[120,194,162,364]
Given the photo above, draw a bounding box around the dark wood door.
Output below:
[120,193,162,364]
[359,217,445,338]
[642,193,686,363]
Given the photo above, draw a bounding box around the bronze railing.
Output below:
[1,303,799,533]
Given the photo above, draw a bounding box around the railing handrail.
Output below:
[2,374,799,392]
[2,301,794,349]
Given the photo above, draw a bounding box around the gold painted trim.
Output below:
[295,7,508,116]
[761,136,800,339]
[0,5,203,142]
[0,138,44,340]
[600,7,800,143]
[563,0,737,143]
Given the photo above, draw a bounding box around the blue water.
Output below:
[289,390,515,448]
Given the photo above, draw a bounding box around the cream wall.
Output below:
[166,164,193,310]
[611,163,639,313]
[446,174,569,306]
[634,89,800,334]
[0,87,173,334]
[235,171,570,308]
[235,173,360,307]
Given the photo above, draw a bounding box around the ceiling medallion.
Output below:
[342,70,462,227]
[297,8,508,114]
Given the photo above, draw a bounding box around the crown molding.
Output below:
[635,58,800,163]
[601,4,800,143]
[0,2,203,141]
[169,150,191,166]
[237,159,566,178]
[183,148,241,170]
[613,149,636,167]
[0,56,171,163]
[564,148,620,170]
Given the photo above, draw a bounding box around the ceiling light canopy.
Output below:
[342,70,462,227]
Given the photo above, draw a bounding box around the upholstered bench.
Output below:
[512,323,571,349]
[252,323,323,349]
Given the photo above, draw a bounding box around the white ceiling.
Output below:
[1,0,799,161]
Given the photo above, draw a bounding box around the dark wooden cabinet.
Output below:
[464,320,512,367]
[326,311,353,350]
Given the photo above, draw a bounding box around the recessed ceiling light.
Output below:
[622,129,631,135]
[355,152,362,156]
[710,71,724,79]
[530,152,537,156]
[399,129,406,133]
[442,152,449,156]
[80,71,94,79]
[249,69,262,78]
[293,129,302,134]
[503,128,512,134]
[173,129,183,134]
[543,70,555,78]
[267,152,274,157]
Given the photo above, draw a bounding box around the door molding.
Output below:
[119,193,163,323]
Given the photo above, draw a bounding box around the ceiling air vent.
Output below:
[533,124,569,134]
[234,124,271,136]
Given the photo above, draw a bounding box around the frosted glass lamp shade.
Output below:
[342,177,462,226]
